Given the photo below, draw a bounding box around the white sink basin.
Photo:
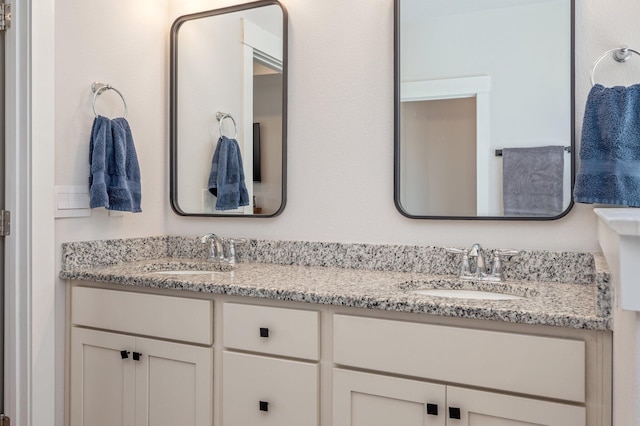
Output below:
[153,270,228,275]
[411,289,524,300]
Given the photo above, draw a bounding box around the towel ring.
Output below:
[92,82,128,118]
[590,45,640,86]
[216,111,238,139]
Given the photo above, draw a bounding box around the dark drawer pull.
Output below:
[120,350,130,359]
[426,403,438,416]
[132,352,142,361]
[449,407,461,419]
[259,401,269,412]
[259,327,269,338]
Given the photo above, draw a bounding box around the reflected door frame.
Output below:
[401,75,491,216]
[241,18,283,215]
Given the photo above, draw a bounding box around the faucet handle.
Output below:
[446,248,471,276]
[226,238,247,265]
[489,249,520,280]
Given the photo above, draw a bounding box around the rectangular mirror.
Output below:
[395,0,575,219]
[170,0,287,217]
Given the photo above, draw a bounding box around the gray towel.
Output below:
[502,146,564,216]
[208,136,250,210]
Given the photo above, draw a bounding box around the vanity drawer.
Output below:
[223,303,320,360]
[333,315,585,403]
[71,286,213,345]
[222,351,319,426]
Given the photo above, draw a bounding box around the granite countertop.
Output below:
[60,239,612,331]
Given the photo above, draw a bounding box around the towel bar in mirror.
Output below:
[394,0,575,220]
[170,0,287,217]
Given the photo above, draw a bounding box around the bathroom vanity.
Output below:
[61,237,612,426]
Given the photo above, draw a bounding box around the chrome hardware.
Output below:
[201,234,247,264]
[468,243,487,278]
[445,247,470,276]
[201,233,225,263]
[488,249,520,282]
[448,243,519,282]
[92,81,128,118]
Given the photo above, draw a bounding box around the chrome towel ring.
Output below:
[92,81,128,118]
[216,111,238,139]
[590,45,640,86]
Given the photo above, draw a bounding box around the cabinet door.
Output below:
[222,351,319,426]
[70,328,136,426]
[134,337,213,426]
[333,369,446,426]
[446,387,586,426]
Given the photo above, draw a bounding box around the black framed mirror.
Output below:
[394,0,575,220]
[170,0,287,217]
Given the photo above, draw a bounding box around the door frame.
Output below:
[4,0,56,425]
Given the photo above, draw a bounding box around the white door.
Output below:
[134,337,213,426]
[70,328,136,426]
[222,351,318,426]
[333,369,446,426]
[446,387,586,426]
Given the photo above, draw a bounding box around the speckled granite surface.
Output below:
[60,236,612,330]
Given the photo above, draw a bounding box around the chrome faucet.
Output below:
[447,243,519,282]
[200,234,247,265]
[468,243,487,278]
[201,233,225,263]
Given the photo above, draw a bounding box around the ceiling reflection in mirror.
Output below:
[171,1,287,217]
[395,0,574,219]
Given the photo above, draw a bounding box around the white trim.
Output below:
[400,76,490,102]
[241,18,282,65]
[240,18,284,216]
[30,0,56,425]
[5,0,56,425]
[4,0,31,424]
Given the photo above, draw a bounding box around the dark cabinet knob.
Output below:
[449,407,461,419]
[259,401,269,412]
[133,352,142,361]
[120,350,130,359]
[259,327,269,338]
[426,403,438,416]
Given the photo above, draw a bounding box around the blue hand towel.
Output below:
[88,116,112,209]
[574,84,640,207]
[111,117,142,212]
[503,146,565,216]
[89,116,142,212]
[208,136,250,210]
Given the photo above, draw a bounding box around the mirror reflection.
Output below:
[171,1,286,217]
[395,0,574,219]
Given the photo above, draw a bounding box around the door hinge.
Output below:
[0,3,11,31]
[0,210,10,236]
[0,414,11,426]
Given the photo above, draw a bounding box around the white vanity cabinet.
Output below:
[221,303,320,426]
[69,287,214,426]
[333,369,585,426]
[333,315,588,426]
[66,283,610,426]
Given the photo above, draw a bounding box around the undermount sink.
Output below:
[153,270,229,276]
[410,289,524,300]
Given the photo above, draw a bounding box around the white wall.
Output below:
[163,0,599,252]
[45,0,640,425]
